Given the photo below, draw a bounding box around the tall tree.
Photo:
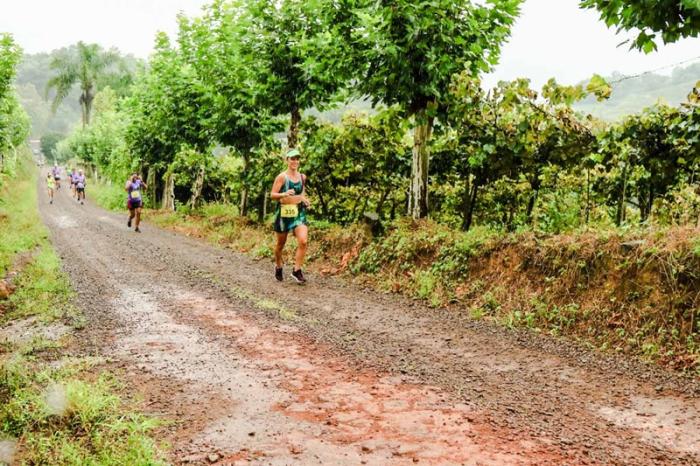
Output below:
[0,34,29,172]
[124,33,212,207]
[45,42,119,127]
[242,0,348,148]
[342,0,522,218]
[0,34,21,101]
[581,0,700,52]
[179,1,281,216]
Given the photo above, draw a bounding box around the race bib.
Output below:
[130,190,141,199]
[280,204,299,218]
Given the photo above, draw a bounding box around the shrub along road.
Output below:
[38,179,700,465]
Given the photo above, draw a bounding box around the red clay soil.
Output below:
[37,179,700,465]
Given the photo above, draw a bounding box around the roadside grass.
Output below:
[91,180,127,211]
[0,355,165,465]
[5,245,83,326]
[1,152,166,465]
[0,158,46,276]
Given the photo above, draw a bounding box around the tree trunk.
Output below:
[645,184,654,223]
[162,172,175,211]
[460,172,471,231]
[239,154,250,216]
[257,192,268,223]
[79,93,87,129]
[357,194,370,222]
[189,166,205,209]
[410,109,434,219]
[585,168,591,225]
[240,189,249,217]
[462,183,479,232]
[617,164,628,226]
[80,87,94,128]
[376,187,392,219]
[287,105,301,149]
[507,202,516,232]
[316,187,329,219]
[525,176,541,225]
[146,167,157,208]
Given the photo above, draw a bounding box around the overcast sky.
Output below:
[2,0,699,89]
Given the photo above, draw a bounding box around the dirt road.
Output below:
[38,181,700,465]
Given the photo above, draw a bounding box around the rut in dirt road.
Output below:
[39,180,700,465]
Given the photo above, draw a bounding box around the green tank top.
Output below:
[274,174,307,233]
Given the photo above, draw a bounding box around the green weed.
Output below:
[0,358,166,465]
[90,180,128,212]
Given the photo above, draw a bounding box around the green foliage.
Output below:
[343,0,522,113]
[39,132,63,162]
[301,108,410,223]
[90,179,128,212]
[241,0,349,147]
[580,0,700,52]
[0,34,30,180]
[0,34,22,100]
[354,219,497,297]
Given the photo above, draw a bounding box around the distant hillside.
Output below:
[315,62,700,124]
[574,62,700,121]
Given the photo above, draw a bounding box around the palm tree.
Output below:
[45,42,118,128]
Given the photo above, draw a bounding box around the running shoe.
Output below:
[135,227,141,233]
[291,268,306,284]
[275,267,283,282]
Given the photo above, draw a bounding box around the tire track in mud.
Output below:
[37,179,699,465]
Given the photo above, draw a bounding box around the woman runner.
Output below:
[46,172,55,204]
[70,168,78,198]
[270,149,311,284]
[52,164,61,189]
[76,170,86,204]
[125,173,147,233]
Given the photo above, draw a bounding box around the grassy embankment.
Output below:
[90,181,700,375]
[0,152,165,465]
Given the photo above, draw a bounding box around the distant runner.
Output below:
[52,164,61,189]
[46,172,55,204]
[125,173,147,233]
[76,170,86,205]
[70,168,79,198]
[270,149,310,284]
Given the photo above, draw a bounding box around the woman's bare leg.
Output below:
[293,225,308,271]
[275,232,288,268]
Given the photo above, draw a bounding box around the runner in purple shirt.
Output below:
[76,170,86,205]
[70,169,79,198]
[52,164,61,189]
[125,173,147,233]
